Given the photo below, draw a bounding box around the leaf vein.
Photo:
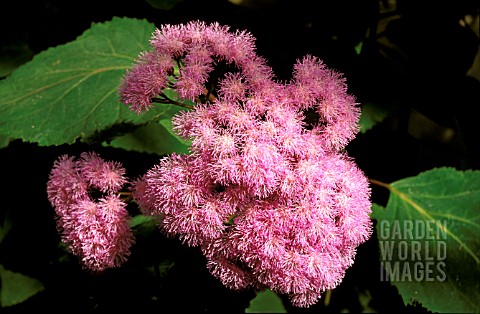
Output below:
[391,185,480,265]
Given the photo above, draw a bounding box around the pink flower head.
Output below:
[135,93,371,308]
[119,21,274,112]
[46,154,89,213]
[68,196,134,272]
[287,55,361,150]
[119,51,175,113]
[200,154,371,307]
[47,152,134,272]
[78,152,127,193]
[122,21,371,308]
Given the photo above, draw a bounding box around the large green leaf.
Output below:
[370,167,480,313]
[0,17,178,146]
[0,264,45,307]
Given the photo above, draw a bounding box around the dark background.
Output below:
[1,0,479,312]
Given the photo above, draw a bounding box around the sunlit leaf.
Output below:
[370,167,480,313]
[0,17,176,146]
[0,264,44,307]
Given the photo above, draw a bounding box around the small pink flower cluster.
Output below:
[120,21,372,307]
[119,21,270,113]
[47,152,134,272]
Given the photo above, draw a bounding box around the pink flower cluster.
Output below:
[47,152,134,272]
[121,21,372,307]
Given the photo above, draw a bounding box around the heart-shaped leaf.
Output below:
[0,17,180,146]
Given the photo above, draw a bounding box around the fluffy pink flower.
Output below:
[46,154,89,215]
[134,93,371,307]
[47,152,134,272]
[68,196,134,272]
[78,152,127,193]
[121,21,372,308]
[287,55,361,150]
[134,153,236,246]
[118,51,175,113]
[199,154,371,307]
[119,21,274,112]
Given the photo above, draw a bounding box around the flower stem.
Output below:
[119,191,133,203]
[152,93,195,110]
[324,289,332,306]
[368,178,391,190]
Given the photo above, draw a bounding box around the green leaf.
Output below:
[129,214,159,229]
[104,87,192,154]
[354,40,364,55]
[0,17,174,146]
[0,264,45,307]
[130,215,160,238]
[370,167,480,313]
[105,113,191,155]
[0,134,12,149]
[245,289,287,313]
[359,102,392,133]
